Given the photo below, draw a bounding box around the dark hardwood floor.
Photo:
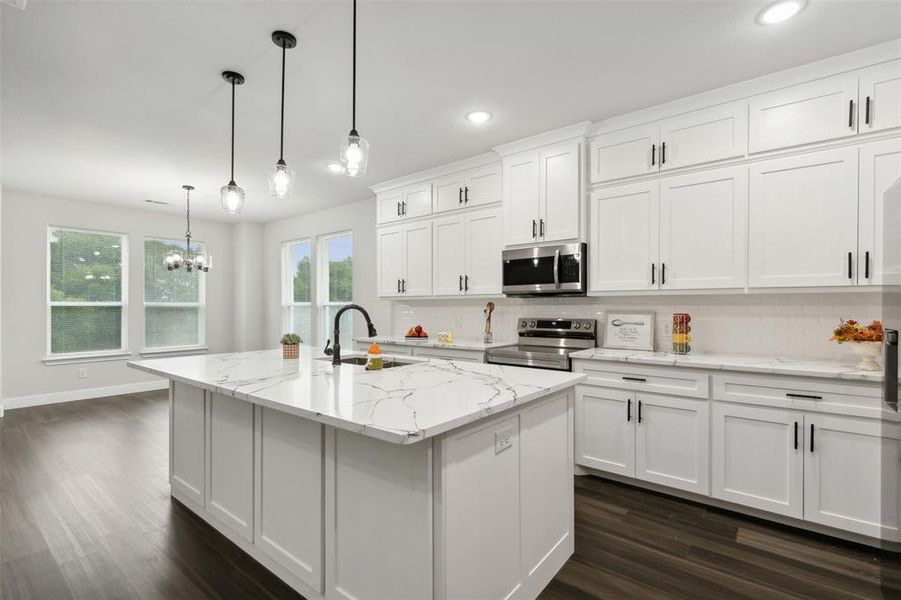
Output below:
[1,391,899,599]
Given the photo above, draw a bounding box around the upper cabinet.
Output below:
[433,208,503,297]
[433,163,501,214]
[748,73,859,153]
[377,183,432,224]
[377,221,433,297]
[502,151,541,246]
[589,124,658,183]
[858,138,901,286]
[859,60,901,133]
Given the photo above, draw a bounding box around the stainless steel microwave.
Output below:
[502,243,587,296]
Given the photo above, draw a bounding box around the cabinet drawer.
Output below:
[572,361,709,399]
[712,373,888,419]
[411,347,484,363]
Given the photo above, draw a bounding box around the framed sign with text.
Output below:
[603,312,655,351]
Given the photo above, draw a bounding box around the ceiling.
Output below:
[3,1,900,223]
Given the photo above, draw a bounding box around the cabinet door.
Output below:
[539,140,581,243]
[635,393,709,495]
[859,138,901,286]
[432,215,466,296]
[376,226,404,297]
[171,383,205,505]
[503,151,540,246]
[402,182,433,219]
[207,392,254,541]
[376,188,404,224]
[860,59,901,133]
[749,147,859,288]
[589,181,659,291]
[658,102,748,170]
[403,221,432,296]
[465,209,503,295]
[804,415,901,541]
[748,73,859,153]
[574,386,635,477]
[711,403,802,518]
[659,166,748,290]
[590,124,659,183]
[465,162,502,208]
[433,172,467,213]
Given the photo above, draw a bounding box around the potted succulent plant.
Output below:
[830,319,884,371]
[280,333,302,359]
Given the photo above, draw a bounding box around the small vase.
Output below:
[845,341,881,371]
[283,344,300,359]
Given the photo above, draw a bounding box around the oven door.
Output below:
[502,243,586,295]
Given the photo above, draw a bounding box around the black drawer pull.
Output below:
[661,262,666,285]
[848,99,854,128]
[786,393,823,400]
[794,421,798,450]
[865,251,870,279]
[651,144,656,167]
[810,423,815,453]
[865,96,871,125]
[638,400,643,423]
[661,142,666,164]
[464,186,469,203]
[627,399,632,422]
[848,251,853,280]
[459,275,463,291]
[651,263,656,285]
[458,188,463,204]
[622,376,647,382]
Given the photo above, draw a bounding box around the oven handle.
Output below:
[553,249,560,289]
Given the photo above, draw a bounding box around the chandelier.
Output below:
[165,185,212,273]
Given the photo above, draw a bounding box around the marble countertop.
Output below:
[568,348,886,382]
[353,336,512,351]
[129,349,584,445]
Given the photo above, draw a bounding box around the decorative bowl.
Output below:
[845,341,882,371]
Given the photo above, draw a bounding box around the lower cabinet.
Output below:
[171,382,205,505]
[207,392,254,541]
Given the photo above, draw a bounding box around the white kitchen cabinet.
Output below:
[804,414,901,540]
[748,73,859,153]
[859,138,901,286]
[658,102,748,171]
[749,147,859,288]
[171,382,205,505]
[376,183,432,224]
[859,60,901,133]
[376,188,404,224]
[589,181,659,291]
[207,392,255,541]
[658,166,748,290]
[432,162,501,214]
[433,172,469,214]
[539,140,582,243]
[711,403,803,518]
[589,124,658,183]
[575,386,635,477]
[503,151,541,246]
[377,222,432,297]
[432,208,502,296]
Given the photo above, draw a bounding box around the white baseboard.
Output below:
[1,380,168,413]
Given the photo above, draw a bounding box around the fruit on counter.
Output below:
[405,324,429,337]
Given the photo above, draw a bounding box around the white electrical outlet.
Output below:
[77,368,87,379]
[494,428,514,454]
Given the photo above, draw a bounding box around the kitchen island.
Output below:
[128,349,585,600]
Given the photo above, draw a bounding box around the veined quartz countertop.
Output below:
[569,348,886,383]
[129,349,584,445]
[353,336,512,351]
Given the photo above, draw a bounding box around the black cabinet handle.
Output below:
[661,142,666,165]
[464,275,469,291]
[849,100,854,128]
[865,96,871,125]
[539,219,545,237]
[459,275,463,291]
[622,376,647,382]
[458,188,463,204]
[627,399,632,422]
[786,392,823,400]
[794,422,799,450]
[661,263,666,285]
[396,202,401,216]
[401,279,406,293]
[848,251,853,280]
[638,400,643,423]
[810,423,815,453]
[651,144,656,167]
[402,201,407,216]
[464,186,469,203]
[651,263,656,285]
[865,251,870,279]
[532,219,537,238]
[397,279,401,293]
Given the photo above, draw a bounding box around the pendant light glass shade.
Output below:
[340,130,369,177]
[268,160,295,199]
[269,31,298,199]
[220,180,245,214]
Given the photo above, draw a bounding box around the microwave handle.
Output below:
[553,249,560,289]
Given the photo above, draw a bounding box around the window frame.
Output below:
[317,230,354,347]
[45,225,129,361]
[142,236,208,354]
[282,237,313,344]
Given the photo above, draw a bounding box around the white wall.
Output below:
[232,221,265,351]
[0,191,236,400]
[262,197,390,350]
[394,292,883,362]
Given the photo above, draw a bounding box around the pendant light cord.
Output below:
[351,0,356,133]
[279,44,286,161]
[185,190,192,260]
[230,80,236,182]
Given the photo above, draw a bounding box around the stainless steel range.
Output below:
[486,317,597,371]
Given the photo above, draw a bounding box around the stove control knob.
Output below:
[582,321,591,330]
[520,320,528,328]
[573,322,581,329]
[529,321,537,328]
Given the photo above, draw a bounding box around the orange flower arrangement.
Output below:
[830,319,884,344]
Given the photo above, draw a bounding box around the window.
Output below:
[48,227,127,356]
[143,238,206,350]
[319,232,353,348]
[283,239,313,345]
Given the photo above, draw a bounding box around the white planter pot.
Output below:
[845,341,882,371]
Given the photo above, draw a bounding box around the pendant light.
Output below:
[268,31,297,199]
[339,0,369,177]
[220,70,246,214]
[166,185,212,273]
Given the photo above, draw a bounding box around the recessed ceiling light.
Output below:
[465,110,493,125]
[327,162,345,173]
[757,0,806,25]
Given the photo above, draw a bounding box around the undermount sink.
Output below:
[317,356,415,369]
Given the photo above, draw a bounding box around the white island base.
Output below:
[168,381,574,600]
